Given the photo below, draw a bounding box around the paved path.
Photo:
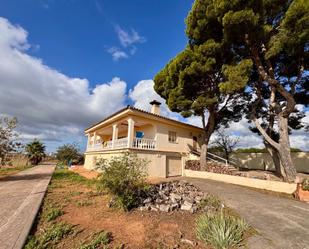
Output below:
[185,177,309,249]
[0,165,55,249]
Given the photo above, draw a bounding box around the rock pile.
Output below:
[185,160,239,175]
[139,181,208,213]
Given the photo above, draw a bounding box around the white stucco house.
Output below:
[84,101,203,177]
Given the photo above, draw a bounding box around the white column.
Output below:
[112,124,118,148]
[87,134,91,148]
[127,118,135,148]
[93,132,97,144]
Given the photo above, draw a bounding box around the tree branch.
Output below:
[251,46,296,117]
[252,117,279,150]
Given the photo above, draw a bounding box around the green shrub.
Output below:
[302,178,309,191]
[56,143,84,166]
[196,212,248,249]
[79,231,112,249]
[96,152,149,211]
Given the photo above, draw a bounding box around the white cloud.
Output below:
[0,17,127,151]
[115,25,145,47]
[107,25,145,61]
[129,79,181,120]
[107,47,128,61]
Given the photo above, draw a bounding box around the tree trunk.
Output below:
[249,45,297,182]
[224,149,229,163]
[200,131,212,170]
[277,115,297,182]
[199,109,216,170]
[265,142,286,178]
[200,142,208,171]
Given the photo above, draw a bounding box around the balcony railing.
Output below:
[133,138,156,150]
[87,137,156,151]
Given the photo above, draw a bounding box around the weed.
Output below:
[86,190,104,197]
[198,194,222,211]
[24,236,38,249]
[76,200,93,207]
[196,211,248,249]
[24,222,74,249]
[70,191,83,196]
[44,207,64,222]
[79,231,112,249]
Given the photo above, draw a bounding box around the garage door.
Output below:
[167,156,182,177]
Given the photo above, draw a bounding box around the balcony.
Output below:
[87,137,156,152]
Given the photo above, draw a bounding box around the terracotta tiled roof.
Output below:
[84,105,203,132]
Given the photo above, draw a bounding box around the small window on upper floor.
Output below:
[168,131,177,143]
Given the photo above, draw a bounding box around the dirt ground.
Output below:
[70,165,99,179]
[29,170,211,249]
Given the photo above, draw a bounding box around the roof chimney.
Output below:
[150,100,161,115]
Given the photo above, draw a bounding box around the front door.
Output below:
[167,156,182,177]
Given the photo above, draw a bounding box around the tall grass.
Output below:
[196,211,248,249]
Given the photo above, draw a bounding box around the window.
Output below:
[168,131,177,143]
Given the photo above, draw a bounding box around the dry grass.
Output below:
[0,165,32,178]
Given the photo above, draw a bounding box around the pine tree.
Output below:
[185,0,308,182]
[154,29,252,169]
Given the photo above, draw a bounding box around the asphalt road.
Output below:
[186,177,309,249]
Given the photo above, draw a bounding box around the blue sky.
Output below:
[0,0,308,152]
[0,0,200,152]
[1,0,191,92]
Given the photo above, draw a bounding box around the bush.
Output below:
[96,152,149,210]
[196,212,248,249]
[56,143,84,166]
[302,178,309,191]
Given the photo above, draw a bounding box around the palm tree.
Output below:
[25,139,46,165]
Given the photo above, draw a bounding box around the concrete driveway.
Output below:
[186,177,309,249]
[0,164,55,249]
